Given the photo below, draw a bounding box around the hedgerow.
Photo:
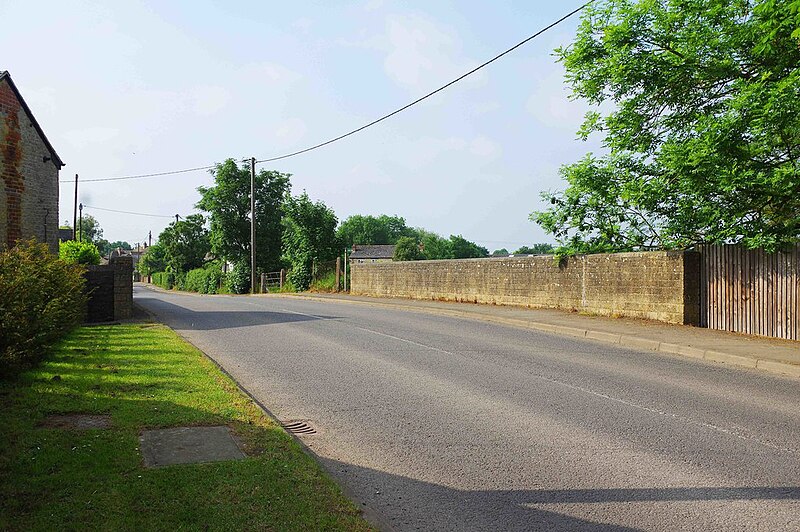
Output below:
[0,240,87,376]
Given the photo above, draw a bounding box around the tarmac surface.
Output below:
[135,285,800,531]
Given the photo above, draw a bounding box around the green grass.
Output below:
[0,323,372,531]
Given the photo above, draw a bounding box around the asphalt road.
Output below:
[134,285,800,531]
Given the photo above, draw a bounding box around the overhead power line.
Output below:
[82,205,175,218]
[59,2,590,184]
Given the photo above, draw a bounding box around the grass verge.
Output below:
[0,323,372,531]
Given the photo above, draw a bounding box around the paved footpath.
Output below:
[136,285,800,531]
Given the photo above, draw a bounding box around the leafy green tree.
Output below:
[158,214,210,274]
[109,241,132,251]
[533,0,800,253]
[513,243,554,255]
[75,214,102,243]
[59,240,101,265]
[337,214,414,247]
[415,229,453,260]
[449,235,488,259]
[137,243,167,276]
[282,192,339,291]
[393,236,421,261]
[491,248,509,256]
[197,159,290,273]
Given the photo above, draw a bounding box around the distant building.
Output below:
[0,71,64,252]
[58,227,74,242]
[350,244,395,263]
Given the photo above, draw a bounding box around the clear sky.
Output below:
[2,0,601,252]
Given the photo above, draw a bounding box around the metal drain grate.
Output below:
[282,420,317,435]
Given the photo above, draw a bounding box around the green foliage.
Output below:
[534,0,800,253]
[59,240,101,265]
[282,192,338,292]
[137,243,167,276]
[416,229,453,260]
[158,213,210,274]
[448,235,489,259]
[513,243,554,255]
[184,263,224,294]
[491,248,509,256]
[309,271,338,292]
[151,272,175,290]
[393,236,422,261]
[336,214,413,247]
[0,240,87,375]
[197,159,290,273]
[225,260,250,294]
[75,214,102,243]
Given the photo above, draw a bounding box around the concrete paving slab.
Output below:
[139,426,245,468]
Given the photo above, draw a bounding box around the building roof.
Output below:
[0,71,64,169]
[350,244,396,259]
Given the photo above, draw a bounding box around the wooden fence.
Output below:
[699,244,799,340]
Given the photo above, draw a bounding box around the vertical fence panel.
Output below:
[700,244,799,341]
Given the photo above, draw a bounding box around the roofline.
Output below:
[0,71,64,169]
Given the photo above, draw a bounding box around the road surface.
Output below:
[135,285,800,531]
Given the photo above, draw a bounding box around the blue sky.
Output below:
[2,0,600,251]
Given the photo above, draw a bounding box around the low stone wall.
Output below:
[350,251,701,325]
[84,256,133,322]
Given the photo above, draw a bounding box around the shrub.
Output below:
[59,240,101,265]
[185,263,223,294]
[287,262,312,292]
[309,270,337,292]
[151,272,174,289]
[0,240,87,376]
[225,261,250,294]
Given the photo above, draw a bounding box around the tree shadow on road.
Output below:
[135,294,342,331]
[318,457,800,531]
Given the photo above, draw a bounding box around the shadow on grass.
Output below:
[0,324,370,531]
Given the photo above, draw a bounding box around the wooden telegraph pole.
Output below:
[250,157,257,294]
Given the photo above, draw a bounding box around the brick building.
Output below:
[0,71,64,252]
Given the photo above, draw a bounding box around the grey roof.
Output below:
[350,244,395,259]
[0,71,64,168]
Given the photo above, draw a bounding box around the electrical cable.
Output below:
[59,2,590,184]
[82,205,175,218]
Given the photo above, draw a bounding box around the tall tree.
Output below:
[196,159,290,272]
[137,243,167,276]
[513,243,554,255]
[281,192,338,290]
[393,236,422,261]
[448,235,489,259]
[533,0,800,253]
[73,214,102,243]
[336,214,413,248]
[158,214,210,273]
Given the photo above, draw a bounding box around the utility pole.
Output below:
[78,203,83,242]
[250,157,256,294]
[175,214,179,224]
[148,231,152,247]
[72,174,78,240]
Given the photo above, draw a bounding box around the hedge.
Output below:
[151,272,174,290]
[0,240,87,376]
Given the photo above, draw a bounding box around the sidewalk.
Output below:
[276,292,800,379]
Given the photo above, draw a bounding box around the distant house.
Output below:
[0,71,64,252]
[350,244,395,264]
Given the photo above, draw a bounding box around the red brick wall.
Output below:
[0,81,24,248]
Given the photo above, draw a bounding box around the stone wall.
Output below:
[351,251,701,325]
[84,256,133,322]
[0,76,60,252]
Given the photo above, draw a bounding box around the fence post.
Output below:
[280,269,285,289]
[260,272,266,294]
[335,257,341,292]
